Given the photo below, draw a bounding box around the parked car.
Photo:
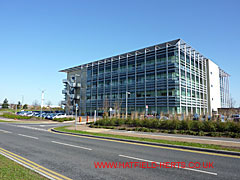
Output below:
[193,114,199,120]
[53,113,66,119]
[202,115,212,121]
[156,115,169,120]
[232,114,240,122]
[46,113,55,119]
[145,115,155,119]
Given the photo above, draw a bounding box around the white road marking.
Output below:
[0,129,12,133]
[16,125,49,132]
[38,125,59,127]
[119,154,217,176]
[18,134,39,139]
[51,141,92,151]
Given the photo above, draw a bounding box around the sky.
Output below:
[0,0,240,106]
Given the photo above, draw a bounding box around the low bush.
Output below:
[94,117,240,137]
[1,113,32,120]
[53,117,75,122]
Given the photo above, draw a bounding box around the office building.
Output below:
[60,39,230,116]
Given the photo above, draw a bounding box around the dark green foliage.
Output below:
[1,113,32,119]
[2,98,9,109]
[94,117,240,138]
[53,117,74,122]
[17,101,21,109]
[23,104,28,109]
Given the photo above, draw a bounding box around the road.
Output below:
[0,122,239,180]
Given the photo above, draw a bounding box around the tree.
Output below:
[32,100,40,109]
[58,101,62,107]
[46,100,52,107]
[23,104,28,109]
[17,101,21,109]
[230,95,236,108]
[2,98,9,109]
[113,100,122,117]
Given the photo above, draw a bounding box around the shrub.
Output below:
[203,121,216,132]
[191,121,203,131]
[115,118,125,126]
[142,119,151,128]
[180,120,191,130]
[227,122,240,133]
[53,117,74,122]
[198,131,205,136]
[169,130,177,134]
[150,119,160,129]
[159,120,169,130]
[216,122,227,132]
[150,129,157,133]
[1,113,32,120]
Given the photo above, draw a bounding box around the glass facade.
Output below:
[61,39,224,116]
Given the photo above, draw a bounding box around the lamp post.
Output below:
[74,74,80,130]
[40,90,45,120]
[75,103,78,130]
[126,92,131,118]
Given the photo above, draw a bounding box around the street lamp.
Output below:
[126,92,131,118]
[40,90,45,120]
[74,74,80,130]
[75,103,78,130]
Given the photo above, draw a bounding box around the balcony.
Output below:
[63,79,68,83]
[73,82,81,88]
[62,79,73,87]
[61,100,66,105]
[69,94,75,99]
[62,89,67,94]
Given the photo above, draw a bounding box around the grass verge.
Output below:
[0,154,47,180]
[0,120,15,123]
[54,126,240,153]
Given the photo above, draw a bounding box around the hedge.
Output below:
[94,117,240,133]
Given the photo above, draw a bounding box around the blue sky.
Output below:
[0,0,239,106]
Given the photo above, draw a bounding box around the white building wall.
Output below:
[207,60,221,114]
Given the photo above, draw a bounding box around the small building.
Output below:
[218,108,240,116]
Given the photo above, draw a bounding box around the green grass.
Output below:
[0,109,18,113]
[0,113,33,120]
[0,120,15,123]
[0,154,47,180]
[54,126,240,153]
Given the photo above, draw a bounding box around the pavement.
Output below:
[0,121,240,180]
[67,125,240,148]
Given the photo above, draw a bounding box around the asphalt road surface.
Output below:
[0,122,239,180]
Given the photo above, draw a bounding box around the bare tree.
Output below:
[230,95,236,108]
[32,100,40,106]
[46,100,52,107]
[32,100,40,110]
[103,98,109,117]
[113,100,122,117]
[58,101,62,107]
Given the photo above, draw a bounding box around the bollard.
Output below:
[86,116,89,123]
[79,116,82,122]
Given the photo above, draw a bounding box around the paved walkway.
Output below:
[67,125,240,148]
